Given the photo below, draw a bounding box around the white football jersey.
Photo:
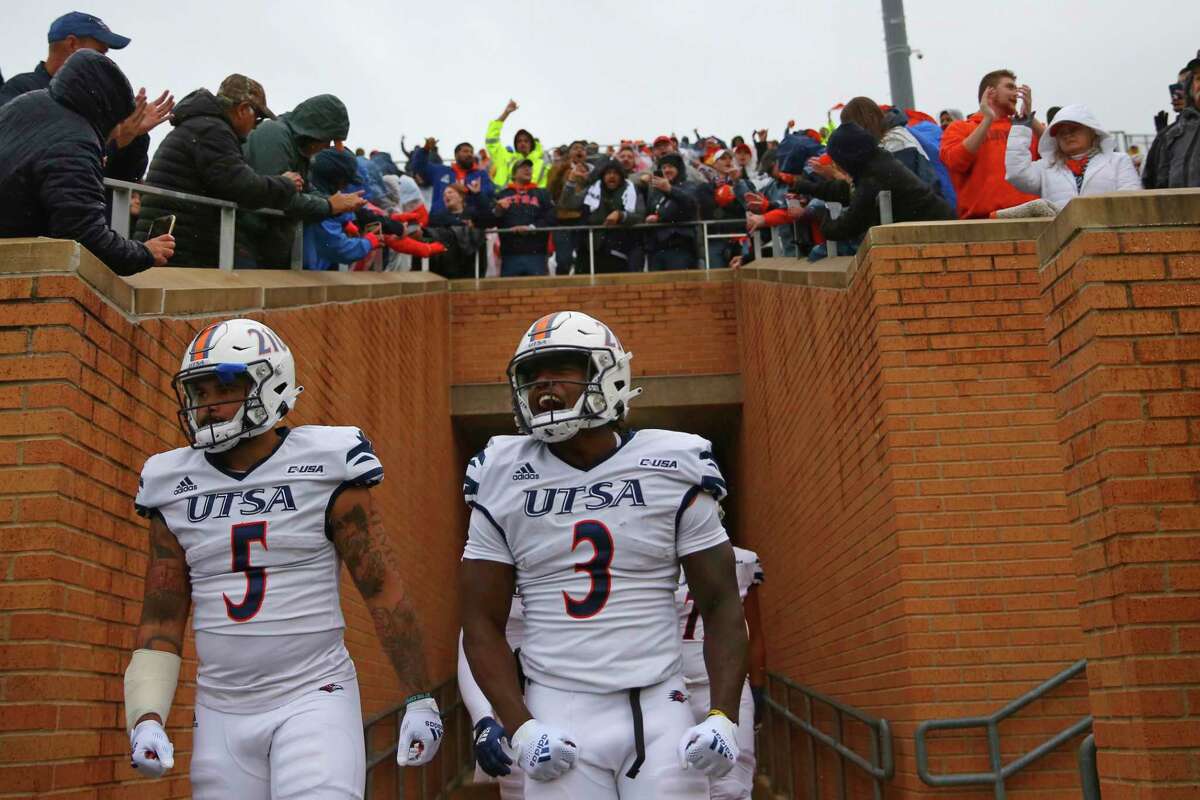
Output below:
[676,546,763,685]
[135,425,384,712]
[462,428,729,694]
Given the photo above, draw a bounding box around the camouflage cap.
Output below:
[216,74,275,120]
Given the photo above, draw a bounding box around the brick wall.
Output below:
[0,262,460,798]
[449,273,738,385]
[737,235,1090,798]
[1041,224,1200,799]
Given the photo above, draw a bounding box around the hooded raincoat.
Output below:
[0,50,153,274]
[1005,105,1141,211]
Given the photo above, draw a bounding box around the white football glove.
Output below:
[509,719,578,782]
[397,695,444,766]
[678,712,739,778]
[129,719,175,778]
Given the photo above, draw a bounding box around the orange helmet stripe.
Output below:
[190,323,221,362]
[528,313,559,342]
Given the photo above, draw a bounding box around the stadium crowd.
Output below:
[0,12,1196,278]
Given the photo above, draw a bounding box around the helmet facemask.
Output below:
[509,347,625,443]
[173,360,279,453]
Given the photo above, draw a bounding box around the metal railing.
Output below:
[1078,734,1101,800]
[757,672,895,800]
[363,677,474,800]
[105,178,304,270]
[915,659,1093,800]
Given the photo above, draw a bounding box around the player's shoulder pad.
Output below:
[635,429,727,501]
[134,446,195,518]
[464,435,527,505]
[293,425,384,487]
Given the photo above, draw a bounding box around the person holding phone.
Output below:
[1143,63,1198,189]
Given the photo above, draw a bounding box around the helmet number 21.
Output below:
[224,521,268,622]
[563,520,613,619]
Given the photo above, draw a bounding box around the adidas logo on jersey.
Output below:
[173,476,198,495]
[512,462,540,481]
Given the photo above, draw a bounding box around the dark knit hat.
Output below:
[827,123,879,176]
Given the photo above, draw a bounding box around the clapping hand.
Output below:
[112,89,175,148]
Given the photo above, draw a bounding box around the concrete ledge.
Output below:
[738,256,855,289]
[452,373,742,417]
[448,268,734,292]
[1036,189,1200,264]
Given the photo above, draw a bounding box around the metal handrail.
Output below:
[915,659,1093,799]
[363,676,474,800]
[758,671,895,800]
[104,178,303,271]
[1078,734,1101,800]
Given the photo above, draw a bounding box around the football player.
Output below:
[123,318,442,799]
[677,544,766,799]
[460,311,748,799]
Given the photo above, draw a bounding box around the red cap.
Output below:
[653,135,672,146]
[734,143,752,155]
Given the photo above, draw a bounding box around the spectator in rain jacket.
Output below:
[0,50,173,274]
[303,148,377,270]
[1005,105,1141,212]
[561,158,646,273]
[1144,61,1200,188]
[485,99,549,187]
[135,75,299,267]
[239,93,363,266]
[645,153,701,271]
[410,139,494,216]
[492,159,556,276]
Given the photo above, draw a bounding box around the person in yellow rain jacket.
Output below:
[485,98,548,187]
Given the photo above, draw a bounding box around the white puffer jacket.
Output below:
[1005,104,1141,212]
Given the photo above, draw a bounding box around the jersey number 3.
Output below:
[224,521,268,622]
[563,520,613,619]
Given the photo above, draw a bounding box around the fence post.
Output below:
[878,190,894,225]
[588,228,596,276]
[110,186,132,238]
[701,222,710,270]
[475,249,481,280]
[218,207,236,271]
[290,221,304,270]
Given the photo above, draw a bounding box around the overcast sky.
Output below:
[4,0,1196,158]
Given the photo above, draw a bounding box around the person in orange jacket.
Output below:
[940,69,1042,219]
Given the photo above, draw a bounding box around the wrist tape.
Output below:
[124,649,181,734]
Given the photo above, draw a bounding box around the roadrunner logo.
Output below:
[668,689,688,703]
[318,683,343,693]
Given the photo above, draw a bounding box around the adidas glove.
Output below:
[397,694,444,767]
[473,716,513,777]
[129,719,175,778]
[678,711,739,778]
[509,719,578,782]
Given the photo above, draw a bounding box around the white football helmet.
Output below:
[508,311,642,443]
[171,319,303,453]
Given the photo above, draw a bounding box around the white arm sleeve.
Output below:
[677,490,730,558]
[457,630,495,726]
[123,649,181,733]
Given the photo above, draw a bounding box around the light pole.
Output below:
[882,0,916,110]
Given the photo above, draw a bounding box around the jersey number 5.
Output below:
[563,520,613,619]
[224,521,268,622]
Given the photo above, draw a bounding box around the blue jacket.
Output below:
[409,146,494,215]
[356,155,387,202]
[303,210,372,270]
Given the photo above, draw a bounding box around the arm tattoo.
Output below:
[371,603,430,691]
[137,517,190,655]
[332,494,429,692]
